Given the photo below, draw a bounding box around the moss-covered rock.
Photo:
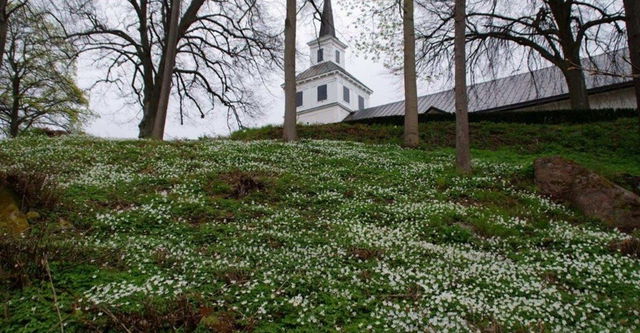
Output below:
[534,156,640,233]
[0,186,29,235]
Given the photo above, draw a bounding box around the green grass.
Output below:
[231,118,640,180]
[0,129,639,332]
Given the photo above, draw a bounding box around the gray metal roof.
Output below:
[347,49,633,121]
[296,61,373,92]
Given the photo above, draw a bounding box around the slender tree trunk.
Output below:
[9,104,19,137]
[8,116,19,137]
[137,1,156,139]
[402,0,419,148]
[623,0,640,128]
[9,75,20,137]
[454,0,471,174]
[151,0,181,140]
[0,0,8,66]
[283,0,297,142]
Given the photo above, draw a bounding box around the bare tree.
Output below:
[623,0,640,126]
[59,0,282,138]
[351,0,626,111]
[283,0,297,142]
[454,0,470,173]
[451,0,626,110]
[0,0,28,66]
[403,0,419,148]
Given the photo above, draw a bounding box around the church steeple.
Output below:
[293,0,373,126]
[319,0,336,38]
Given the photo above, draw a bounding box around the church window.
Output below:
[296,91,303,107]
[318,85,327,101]
[336,50,340,63]
[359,96,365,110]
[317,49,324,63]
[343,87,350,103]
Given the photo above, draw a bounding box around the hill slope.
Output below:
[1,135,639,332]
[231,118,640,183]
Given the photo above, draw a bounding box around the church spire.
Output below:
[319,0,336,38]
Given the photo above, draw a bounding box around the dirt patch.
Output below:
[0,234,126,289]
[200,310,254,333]
[0,171,59,211]
[609,238,640,258]
[265,235,284,249]
[383,283,424,301]
[348,247,384,261]
[358,269,373,282]
[220,171,269,199]
[454,195,483,207]
[454,222,476,234]
[218,267,251,285]
[152,247,180,268]
[1,171,61,236]
[84,297,202,332]
[0,187,29,235]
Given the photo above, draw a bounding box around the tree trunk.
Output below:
[563,62,591,110]
[8,117,19,137]
[402,0,419,148]
[454,0,471,174]
[0,0,8,66]
[623,0,640,127]
[137,1,156,139]
[138,85,160,138]
[9,102,19,137]
[9,74,20,138]
[151,0,181,140]
[547,0,591,110]
[283,0,297,142]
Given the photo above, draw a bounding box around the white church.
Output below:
[293,0,636,126]
[293,0,373,125]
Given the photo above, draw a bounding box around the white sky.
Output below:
[78,0,437,140]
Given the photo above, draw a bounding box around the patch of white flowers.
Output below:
[82,274,194,307]
[1,136,638,332]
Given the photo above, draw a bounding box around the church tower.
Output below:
[295,0,373,125]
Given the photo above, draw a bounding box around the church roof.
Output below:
[319,0,335,38]
[296,61,373,93]
[346,49,633,121]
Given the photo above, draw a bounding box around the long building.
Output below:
[292,0,635,125]
[348,50,635,123]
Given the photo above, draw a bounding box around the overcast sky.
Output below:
[76,0,441,140]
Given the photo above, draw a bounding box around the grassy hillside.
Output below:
[231,118,640,183]
[1,134,639,331]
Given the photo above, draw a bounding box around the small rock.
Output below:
[58,218,73,230]
[534,156,640,233]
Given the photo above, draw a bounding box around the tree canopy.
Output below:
[0,4,90,137]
